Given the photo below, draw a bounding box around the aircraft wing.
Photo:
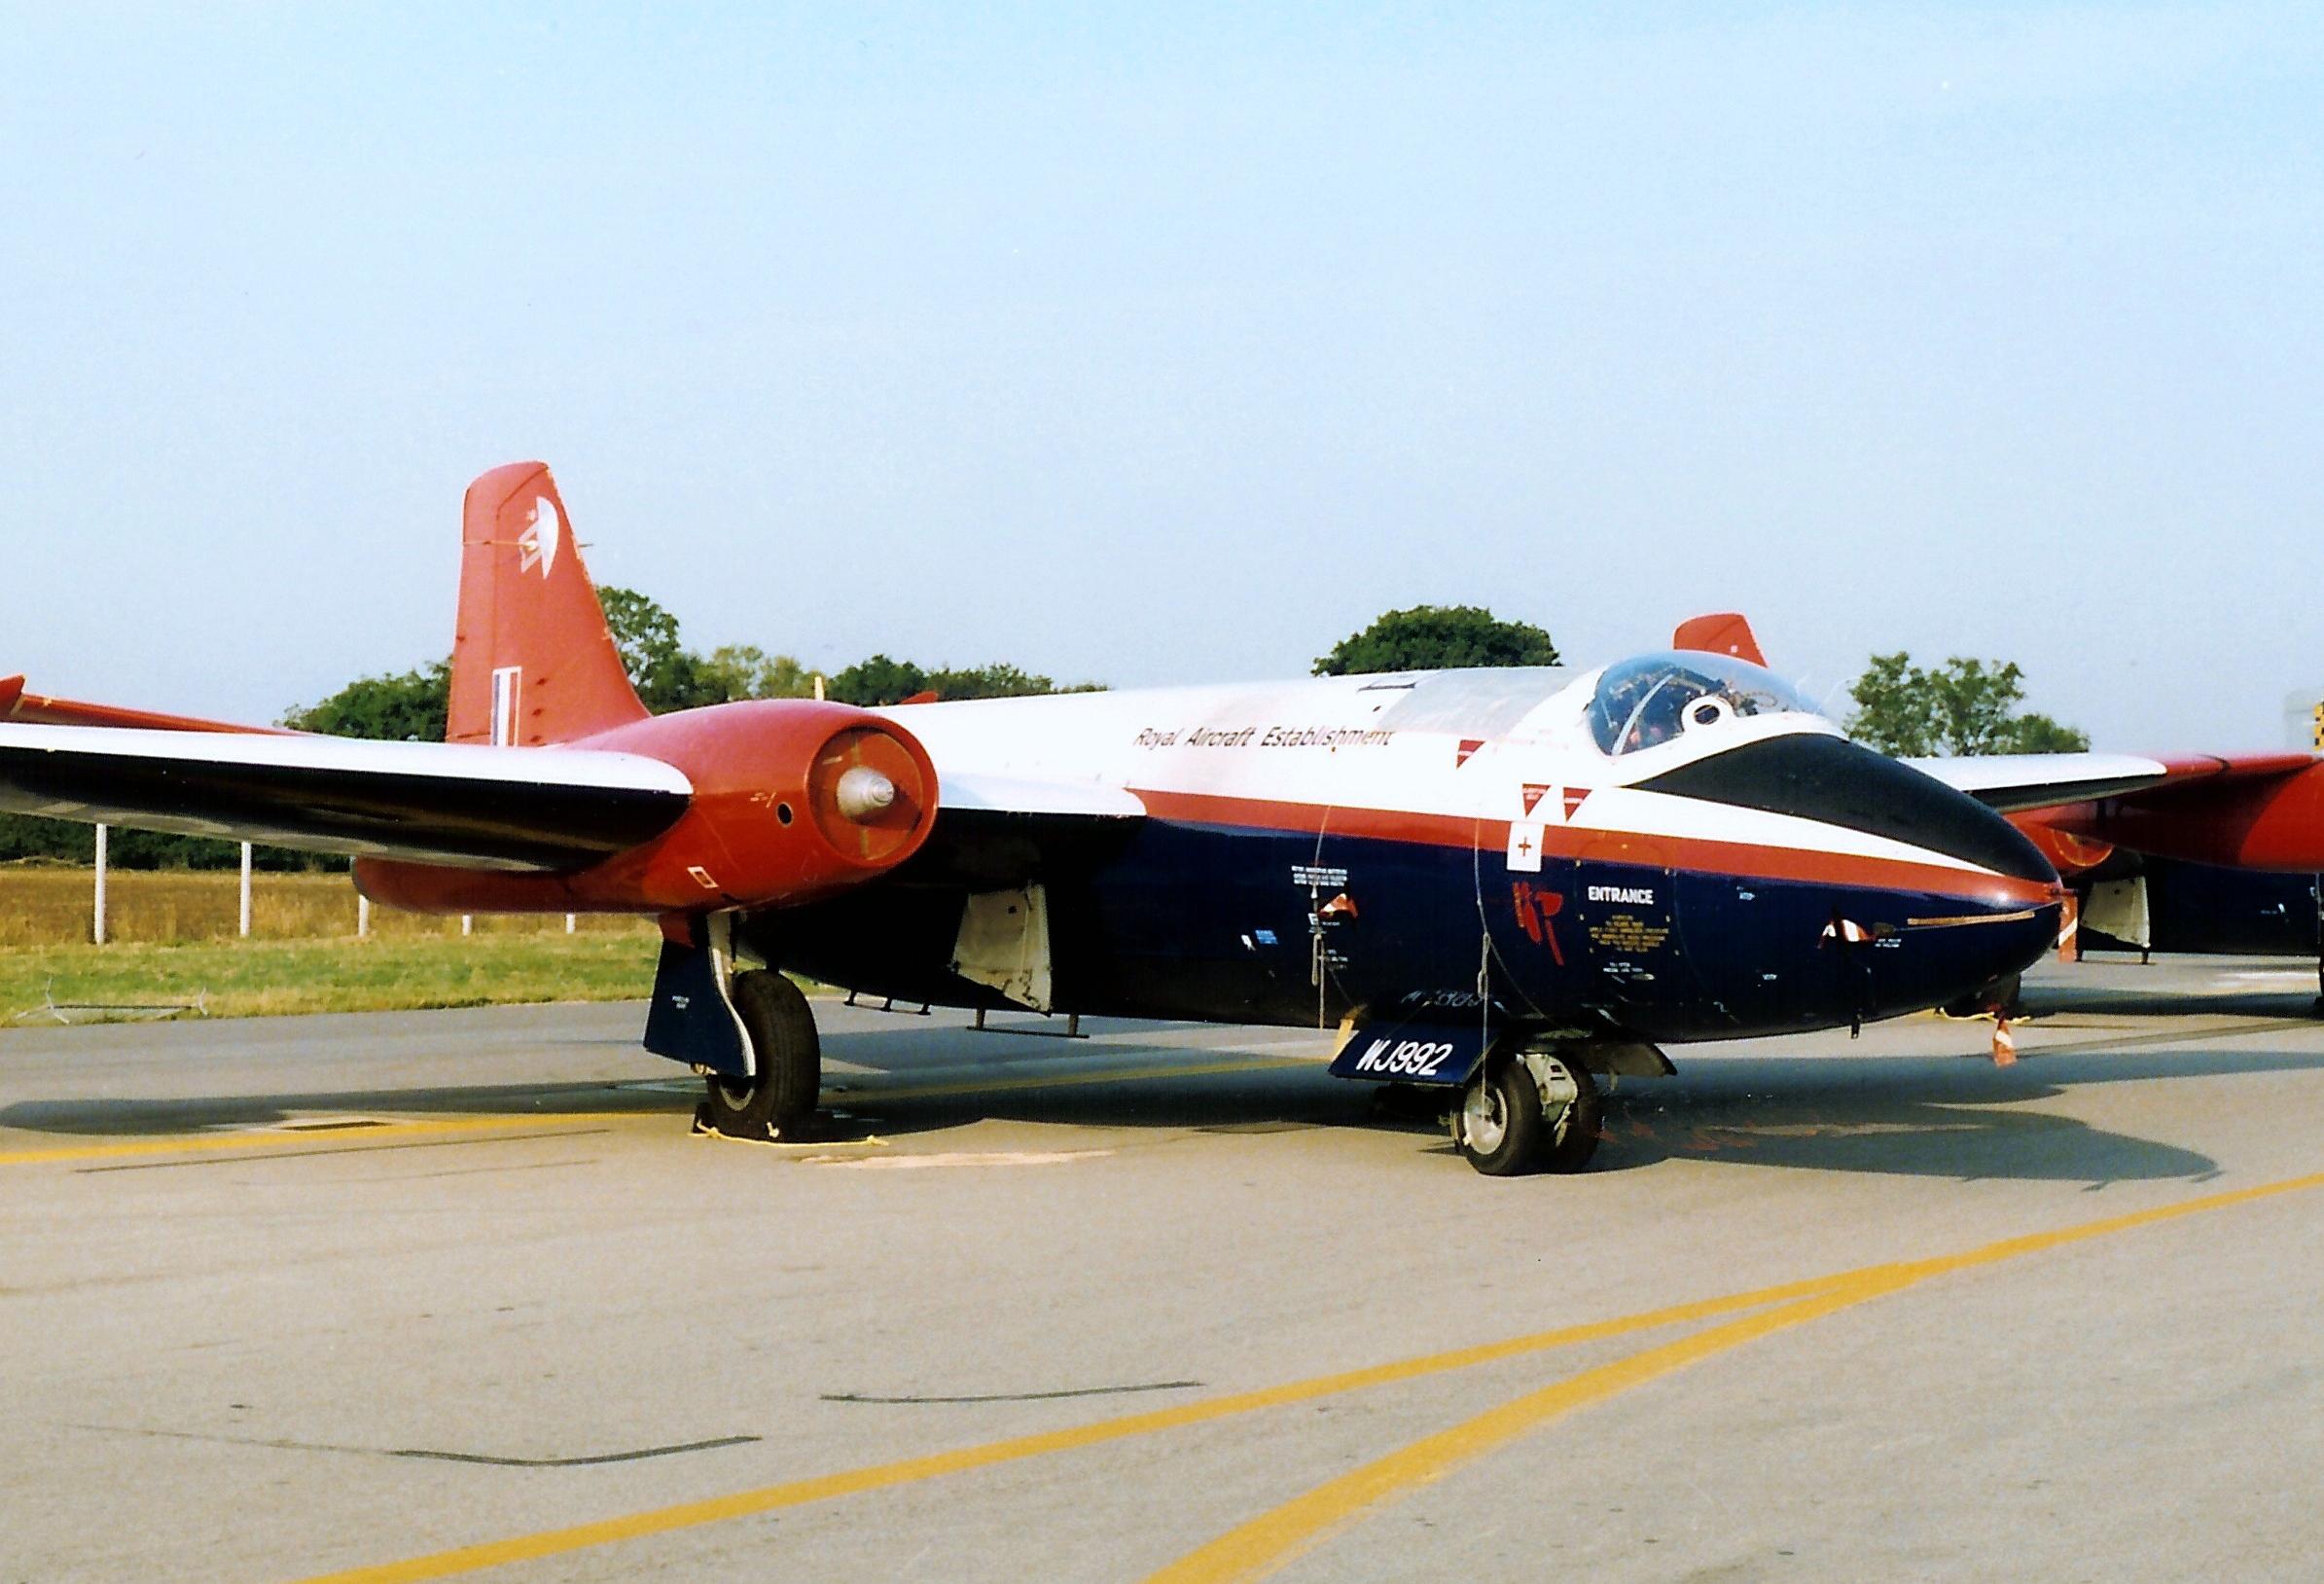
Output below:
[0,722,692,871]
[913,772,1146,888]
[0,711,1145,882]
[938,773,1144,819]
[0,674,291,735]
[1906,752,2177,813]
[1912,751,2316,815]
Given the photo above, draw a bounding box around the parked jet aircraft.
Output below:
[0,463,2242,1176]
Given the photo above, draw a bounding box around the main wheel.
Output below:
[1453,1053,1602,1176]
[698,970,820,1141]
[1454,1061,1541,1176]
[1538,1054,1603,1174]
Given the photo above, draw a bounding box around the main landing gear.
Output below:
[1451,1048,1603,1177]
[697,969,822,1142]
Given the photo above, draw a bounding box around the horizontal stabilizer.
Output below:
[0,724,691,871]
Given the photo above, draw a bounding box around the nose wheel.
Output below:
[1452,1050,1602,1176]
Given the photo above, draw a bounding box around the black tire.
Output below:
[1540,1056,1602,1174]
[698,970,820,1140]
[1453,1053,1602,1176]
[1455,1061,1544,1176]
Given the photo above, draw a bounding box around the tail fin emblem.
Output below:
[518,496,561,578]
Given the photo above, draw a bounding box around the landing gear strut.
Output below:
[697,969,821,1141]
[1452,1048,1602,1176]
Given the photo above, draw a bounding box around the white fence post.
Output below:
[357,893,371,938]
[92,824,108,946]
[564,913,576,934]
[238,843,254,938]
[461,915,473,936]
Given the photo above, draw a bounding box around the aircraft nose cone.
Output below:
[834,766,898,823]
[1641,733,2058,887]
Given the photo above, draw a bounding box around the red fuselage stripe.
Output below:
[1129,788,2058,909]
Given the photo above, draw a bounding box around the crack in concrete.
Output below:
[65,1421,760,1467]
[822,1381,1200,1405]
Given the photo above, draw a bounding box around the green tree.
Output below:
[925,664,1103,700]
[0,815,316,870]
[597,586,720,712]
[281,661,450,741]
[2001,712,2090,752]
[1846,652,2091,756]
[0,815,94,865]
[828,657,1104,706]
[827,655,930,706]
[1315,606,1559,675]
[697,644,815,702]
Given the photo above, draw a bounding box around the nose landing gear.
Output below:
[1451,1047,1603,1176]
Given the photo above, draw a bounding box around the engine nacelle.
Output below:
[357,700,938,914]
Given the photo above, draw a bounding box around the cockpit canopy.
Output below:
[1589,651,1821,756]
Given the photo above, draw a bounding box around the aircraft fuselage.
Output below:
[760,660,2061,1047]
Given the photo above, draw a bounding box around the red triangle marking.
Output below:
[1456,738,1484,768]
[1520,782,1549,815]
[1562,787,1591,818]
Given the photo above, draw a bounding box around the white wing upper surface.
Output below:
[0,723,693,871]
[1904,752,2174,813]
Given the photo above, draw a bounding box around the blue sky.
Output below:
[3,4,2319,746]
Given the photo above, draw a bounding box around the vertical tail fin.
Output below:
[446,462,650,746]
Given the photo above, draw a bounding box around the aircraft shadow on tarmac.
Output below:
[2023,981,2324,1021]
[0,1080,691,1139]
[811,1026,2324,1187]
[1574,1047,2305,1185]
[10,1026,2322,1189]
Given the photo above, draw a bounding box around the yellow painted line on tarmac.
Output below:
[0,1113,664,1168]
[1145,1280,1905,1584]
[285,1272,1854,1584]
[1144,1166,2324,1583]
[268,1181,2324,1582]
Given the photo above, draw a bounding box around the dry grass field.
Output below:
[0,934,661,1022]
[0,867,661,1021]
[0,866,643,948]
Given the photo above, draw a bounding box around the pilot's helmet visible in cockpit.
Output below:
[1588,652,1817,756]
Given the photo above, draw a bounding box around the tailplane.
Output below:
[447,462,650,746]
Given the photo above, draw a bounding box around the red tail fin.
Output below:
[447,462,649,746]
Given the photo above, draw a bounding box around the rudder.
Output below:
[447,462,649,746]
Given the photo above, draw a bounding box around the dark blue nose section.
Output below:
[1645,734,2061,1036]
